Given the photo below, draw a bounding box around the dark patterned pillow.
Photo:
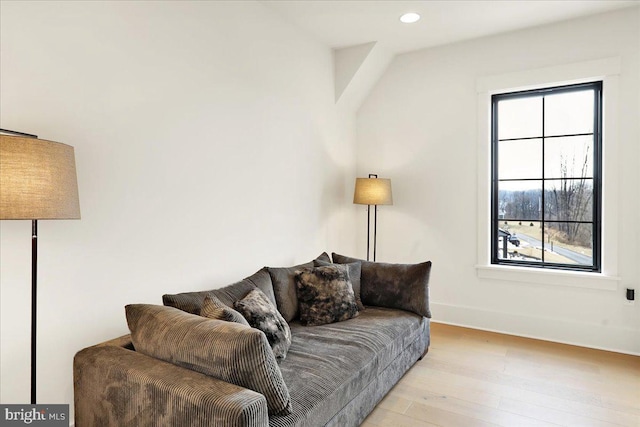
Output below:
[267,252,331,322]
[234,288,292,360]
[294,265,359,326]
[314,259,364,311]
[200,294,249,326]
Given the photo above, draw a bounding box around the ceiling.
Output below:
[263,0,639,54]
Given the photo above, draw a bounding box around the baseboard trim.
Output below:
[431,302,640,357]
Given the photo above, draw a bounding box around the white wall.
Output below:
[357,8,640,354]
[0,0,357,410]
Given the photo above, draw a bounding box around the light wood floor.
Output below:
[363,323,640,427]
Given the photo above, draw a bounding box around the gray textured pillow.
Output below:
[234,288,292,360]
[294,265,359,326]
[332,253,432,318]
[314,259,364,311]
[267,252,331,322]
[125,304,292,415]
[201,294,249,326]
[162,267,276,315]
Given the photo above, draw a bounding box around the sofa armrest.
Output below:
[74,343,269,427]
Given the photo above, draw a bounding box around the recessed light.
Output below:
[400,12,420,24]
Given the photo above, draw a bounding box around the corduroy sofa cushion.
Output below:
[162,267,276,315]
[271,306,427,427]
[201,294,249,326]
[332,253,432,318]
[125,304,292,415]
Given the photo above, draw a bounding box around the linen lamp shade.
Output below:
[353,178,393,206]
[0,135,80,220]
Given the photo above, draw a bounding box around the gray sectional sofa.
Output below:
[74,253,432,426]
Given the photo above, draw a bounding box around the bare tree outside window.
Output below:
[547,148,593,247]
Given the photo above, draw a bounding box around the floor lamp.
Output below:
[0,130,81,404]
[353,174,393,261]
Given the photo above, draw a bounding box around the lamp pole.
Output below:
[31,219,37,404]
[368,173,378,262]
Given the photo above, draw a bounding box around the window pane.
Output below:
[498,181,541,220]
[498,96,542,140]
[491,81,601,272]
[544,90,594,137]
[544,136,593,179]
[544,179,593,222]
[543,223,593,266]
[496,220,543,263]
[498,139,542,179]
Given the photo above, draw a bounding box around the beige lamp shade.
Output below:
[353,177,393,206]
[0,134,80,220]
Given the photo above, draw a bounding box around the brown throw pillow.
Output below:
[162,267,276,315]
[125,304,292,415]
[294,265,359,326]
[200,294,249,326]
[267,252,331,322]
[314,259,364,311]
[234,288,292,360]
[332,253,432,318]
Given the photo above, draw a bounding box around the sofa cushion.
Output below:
[162,267,276,315]
[332,253,432,318]
[234,288,292,360]
[201,294,249,326]
[314,259,364,311]
[270,307,428,427]
[125,304,292,415]
[267,252,331,322]
[294,265,359,326]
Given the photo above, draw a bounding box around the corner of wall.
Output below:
[333,42,394,112]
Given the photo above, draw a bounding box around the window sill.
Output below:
[475,265,620,291]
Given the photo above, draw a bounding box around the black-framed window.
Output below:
[491,81,602,272]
